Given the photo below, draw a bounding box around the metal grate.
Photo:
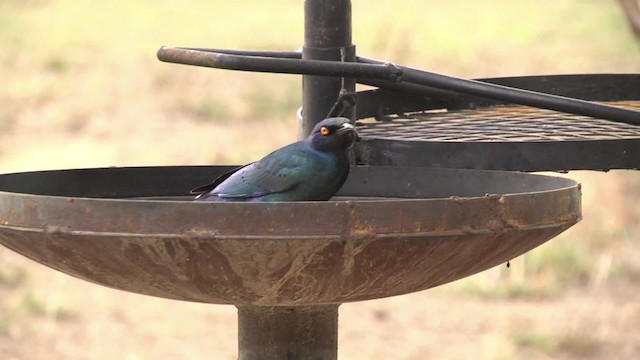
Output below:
[357,100,640,142]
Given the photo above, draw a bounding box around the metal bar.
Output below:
[181,47,302,59]
[357,137,640,171]
[237,305,339,360]
[157,47,397,80]
[157,47,640,125]
[302,0,357,137]
[355,74,640,119]
[359,57,640,126]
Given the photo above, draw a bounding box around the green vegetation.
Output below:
[17,291,74,320]
[513,331,557,354]
[458,279,561,301]
[513,330,606,358]
[0,266,27,288]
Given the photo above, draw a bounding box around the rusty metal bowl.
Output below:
[0,166,580,305]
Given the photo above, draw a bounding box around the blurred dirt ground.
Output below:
[1,1,640,359]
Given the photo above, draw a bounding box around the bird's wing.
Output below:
[206,143,312,199]
[190,164,249,195]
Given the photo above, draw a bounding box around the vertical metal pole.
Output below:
[237,305,340,360]
[301,0,355,138]
[231,4,353,358]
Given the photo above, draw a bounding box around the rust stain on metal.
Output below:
[44,225,72,235]
[459,225,476,234]
[505,219,523,229]
[485,220,504,233]
[449,196,464,205]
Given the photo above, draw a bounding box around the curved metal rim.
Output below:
[0,165,578,197]
[0,166,581,238]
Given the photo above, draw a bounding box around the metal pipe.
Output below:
[181,47,302,59]
[237,305,339,360]
[359,57,640,126]
[157,47,640,126]
[157,47,397,80]
[302,0,356,138]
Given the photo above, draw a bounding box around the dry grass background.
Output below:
[1,0,639,359]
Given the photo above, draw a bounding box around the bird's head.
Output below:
[307,117,358,153]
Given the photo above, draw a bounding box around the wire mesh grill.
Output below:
[357,100,640,142]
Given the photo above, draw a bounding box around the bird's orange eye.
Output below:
[320,126,330,136]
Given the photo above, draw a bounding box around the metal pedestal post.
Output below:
[237,305,340,360]
[301,0,356,138]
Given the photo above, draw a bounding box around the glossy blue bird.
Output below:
[191,117,358,202]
